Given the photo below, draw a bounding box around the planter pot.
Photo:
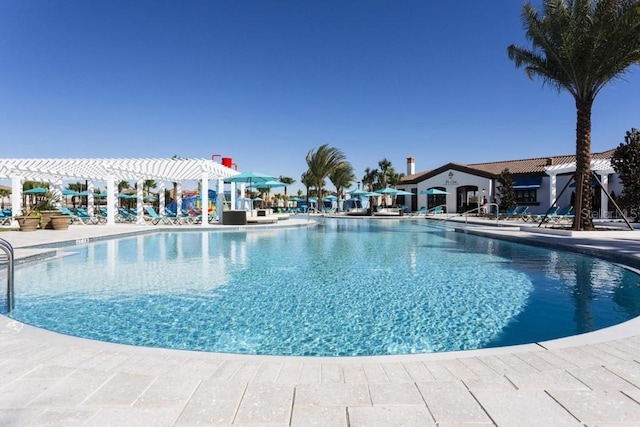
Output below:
[50,215,71,231]
[17,216,40,232]
[39,210,60,229]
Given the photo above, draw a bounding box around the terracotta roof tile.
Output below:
[401,149,614,183]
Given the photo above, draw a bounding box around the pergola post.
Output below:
[159,181,166,214]
[106,176,116,225]
[217,178,224,222]
[200,173,209,227]
[176,182,182,215]
[10,177,21,224]
[229,182,236,210]
[136,179,144,224]
[52,179,63,208]
[87,180,95,215]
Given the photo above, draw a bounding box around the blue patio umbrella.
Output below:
[23,187,47,194]
[419,188,449,209]
[226,171,278,215]
[62,189,80,196]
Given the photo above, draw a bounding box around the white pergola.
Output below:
[545,159,615,218]
[0,158,240,226]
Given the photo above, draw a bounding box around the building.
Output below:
[397,150,621,218]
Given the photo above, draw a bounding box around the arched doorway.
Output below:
[457,186,479,213]
[425,187,447,212]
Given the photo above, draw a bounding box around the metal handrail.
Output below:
[0,238,14,312]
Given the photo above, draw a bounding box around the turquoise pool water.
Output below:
[8,218,640,356]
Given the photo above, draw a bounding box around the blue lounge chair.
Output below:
[527,206,560,223]
[425,205,444,216]
[498,206,519,219]
[75,207,100,224]
[58,206,85,224]
[144,206,178,225]
[511,206,529,220]
[116,207,135,222]
[548,206,574,223]
[412,207,427,216]
[0,210,12,226]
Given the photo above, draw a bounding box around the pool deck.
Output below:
[2,218,640,426]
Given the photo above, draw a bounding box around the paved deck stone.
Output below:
[1,220,640,425]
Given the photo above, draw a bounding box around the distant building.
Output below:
[397,150,620,218]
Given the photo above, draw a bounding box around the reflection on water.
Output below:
[9,219,640,356]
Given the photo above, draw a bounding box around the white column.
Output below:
[106,176,116,225]
[136,179,144,224]
[200,173,209,227]
[52,179,63,208]
[159,181,166,214]
[176,182,183,215]
[10,177,22,224]
[217,178,224,222]
[548,174,557,206]
[600,173,609,219]
[87,180,95,215]
[230,182,236,210]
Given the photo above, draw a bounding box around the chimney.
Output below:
[407,156,415,175]
[546,157,554,166]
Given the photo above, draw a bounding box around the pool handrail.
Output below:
[0,238,14,312]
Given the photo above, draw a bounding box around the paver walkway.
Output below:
[1,219,640,426]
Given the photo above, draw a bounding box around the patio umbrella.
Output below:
[254,180,286,208]
[226,171,278,215]
[23,187,47,194]
[419,188,449,210]
[62,189,79,196]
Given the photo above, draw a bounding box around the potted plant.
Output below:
[16,210,41,231]
[34,191,63,229]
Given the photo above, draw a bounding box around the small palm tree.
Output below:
[362,167,379,191]
[143,179,157,196]
[278,176,296,197]
[377,158,392,188]
[117,180,130,192]
[301,170,315,205]
[305,144,348,203]
[329,163,356,210]
[508,0,640,230]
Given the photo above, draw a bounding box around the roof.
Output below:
[401,149,616,184]
[0,158,239,182]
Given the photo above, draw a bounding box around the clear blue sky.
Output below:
[1,1,639,193]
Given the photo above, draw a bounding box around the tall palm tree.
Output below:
[508,0,640,230]
[377,158,392,188]
[329,163,356,210]
[362,167,379,191]
[301,170,315,204]
[143,179,157,196]
[305,144,348,203]
[117,180,130,192]
[278,175,296,197]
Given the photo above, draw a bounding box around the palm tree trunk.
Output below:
[573,99,594,231]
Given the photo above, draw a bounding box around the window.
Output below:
[515,189,537,203]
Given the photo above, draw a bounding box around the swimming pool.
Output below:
[8,218,640,356]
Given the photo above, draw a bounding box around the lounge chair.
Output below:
[498,206,519,219]
[0,210,12,226]
[425,205,444,216]
[527,206,560,223]
[411,207,427,216]
[180,208,198,224]
[116,207,135,222]
[58,206,85,224]
[512,206,529,220]
[548,206,574,223]
[75,207,101,224]
[144,206,178,225]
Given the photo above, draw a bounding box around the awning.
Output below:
[513,176,542,190]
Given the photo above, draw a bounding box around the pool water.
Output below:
[8,218,640,356]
